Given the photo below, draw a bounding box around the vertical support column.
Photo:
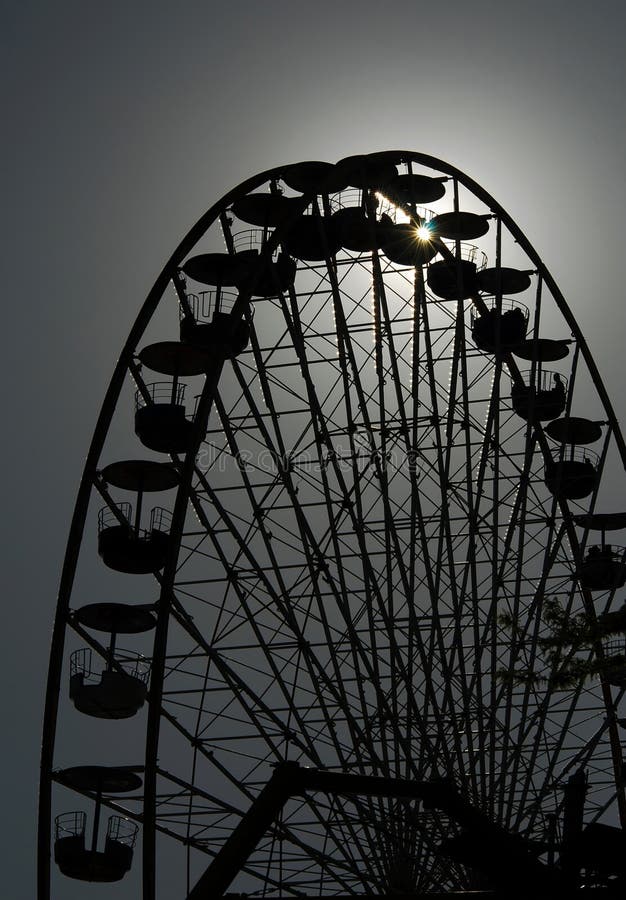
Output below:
[559,768,587,885]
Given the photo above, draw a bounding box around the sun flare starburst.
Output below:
[417,223,433,241]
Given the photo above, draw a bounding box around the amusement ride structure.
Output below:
[39,151,626,898]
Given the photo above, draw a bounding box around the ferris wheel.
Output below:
[39,151,626,899]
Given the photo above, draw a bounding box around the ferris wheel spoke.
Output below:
[223,356,396,774]
[492,415,583,824]
[414,288,473,777]
[445,303,490,803]
[372,249,463,776]
[182,477,376,771]
[176,516,360,772]
[277,281,455,778]
[169,597,323,764]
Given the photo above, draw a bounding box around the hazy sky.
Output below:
[4,1,626,897]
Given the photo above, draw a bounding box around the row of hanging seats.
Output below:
[57,154,314,881]
[57,466,176,879]
[182,158,625,609]
[303,161,626,857]
[224,189,492,270]
[58,195,265,879]
[465,259,623,593]
[469,269,601,503]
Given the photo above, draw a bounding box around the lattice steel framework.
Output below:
[39,152,626,899]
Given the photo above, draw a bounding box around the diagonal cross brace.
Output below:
[186,761,560,899]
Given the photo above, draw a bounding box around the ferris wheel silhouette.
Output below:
[40,152,626,899]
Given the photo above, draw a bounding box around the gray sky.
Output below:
[4,1,626,897]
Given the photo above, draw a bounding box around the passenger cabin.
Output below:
[544,450,598,500]
[575,512,626,591]
[54,767,141,882]
[97,461,177,574]
[382,172,447,206]
[428,257,478,300]
[471,299,528,353]
[476,266,532,295]
[281,214,341,261]
[182,246,295,304]
[333,153,398,191]
[135,383,193,453]
[135,342,210,453]
[543,417,601,501]
[380,221,440,267]
[55,812,137,882]
[427,243,487,300]
[98,504,171,574]
[281,160,350,194]
[578,545,626,591]
[511,370,567,422]
[179,283,251,356]
[69,603,155,719]
[70,649,149,718]
[600,639,626,687]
